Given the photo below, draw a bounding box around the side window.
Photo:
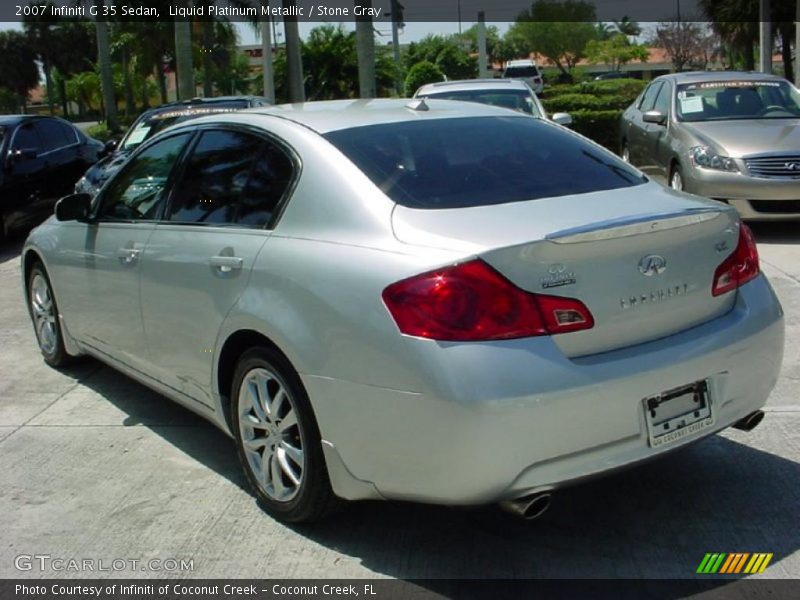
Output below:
[12,123,42,151]
[57,121,79,145]
[638,82,663,112]
[96,133,191,221]
[168,129,293,227]
[36,119,71,152]
[652,83,671,115]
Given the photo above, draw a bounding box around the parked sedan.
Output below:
[75,96,270,197]
[414,78,572,125]
[23,100,783,523]
[620,71,800,219]
[0,115,104,241]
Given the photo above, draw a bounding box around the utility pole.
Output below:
[389,0,404,95]
[283,0,305,102]
[758,0,771,73]
[174,4,194,100]
[795,0,799,86]
[355,1,376,98]
[94,0,118,131]
[477,12,488,78]
[260,6,275,103]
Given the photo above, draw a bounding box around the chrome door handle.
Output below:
[210,255,243,273]
[117,248,140,264]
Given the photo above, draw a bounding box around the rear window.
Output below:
[419,90,542,116]
[324,117,646,209]
[504,66,540,77]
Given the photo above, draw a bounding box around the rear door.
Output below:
[3,121,49,231]
[139,127,296,406]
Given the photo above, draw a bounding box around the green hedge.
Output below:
[547,78,646,99]
[542,93,632,113]
[567,109,623,151]
[86,123,113,142]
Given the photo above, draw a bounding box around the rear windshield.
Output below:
[325,116,646,209]
[419,90,542,116]
[504,66,540,77]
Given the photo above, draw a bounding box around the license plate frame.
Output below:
[644,380,714,448]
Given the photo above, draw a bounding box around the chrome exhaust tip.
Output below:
[499,491,552,520]
[732,410,765,432]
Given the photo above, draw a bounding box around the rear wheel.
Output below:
[231,346,338,523]
[28,264,72,367]
[669,165,684,191]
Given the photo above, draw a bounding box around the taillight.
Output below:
[533,77,542,83]
[712,223,759,297]
[382,259,594,341]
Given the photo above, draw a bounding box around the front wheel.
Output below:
[28,264,72,367]
[231,347,338,523]
[621,142,630,163]
[669,165,684,191]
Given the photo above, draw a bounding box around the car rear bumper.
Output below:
[305,274,784,505]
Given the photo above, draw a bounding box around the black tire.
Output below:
[669,164,684,191]
[27,263,73,368]
[231,346,338,523]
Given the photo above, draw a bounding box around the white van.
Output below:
[502,59,544,94]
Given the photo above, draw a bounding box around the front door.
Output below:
[55,132,194,370]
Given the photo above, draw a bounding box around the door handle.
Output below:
[117,247,140,265]
[209,255,243,273]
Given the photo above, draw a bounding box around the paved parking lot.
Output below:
[0,223,798,582]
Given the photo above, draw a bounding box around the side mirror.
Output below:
[98,139,118,159]
[643,110,667,125]
[55,193,92,222]
[551,112,573,126]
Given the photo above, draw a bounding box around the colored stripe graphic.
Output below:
[699,553,773,574]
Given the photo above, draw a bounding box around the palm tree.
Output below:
[174,1,194,100]
[23,2,59,115]
[614,16,642,37]
[93,0,119,131]
[283,0,305,102]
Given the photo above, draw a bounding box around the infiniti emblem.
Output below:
[786,162,800,171]
[638,255,667,276]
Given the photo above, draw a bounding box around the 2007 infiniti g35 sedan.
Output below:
[22,99,784,523]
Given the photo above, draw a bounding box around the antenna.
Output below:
[406,98,430,112]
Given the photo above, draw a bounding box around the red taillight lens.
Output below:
[712,223,760,297]
[382,259,594,341]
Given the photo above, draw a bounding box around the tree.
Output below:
[404,61,444,96]
[23,2,59,115]
[404,35,477,80]
[92,0,119,131]
[50,21,96,117]
[614,16,642,37]
[655,21,719,72]
[174,2,194,100]
[0,31,39,113]
[585,34,649,72]
[509,0,599,81]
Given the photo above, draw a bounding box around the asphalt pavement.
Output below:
[0,222,797,583]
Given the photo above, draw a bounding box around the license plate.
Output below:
[644,380,714,448]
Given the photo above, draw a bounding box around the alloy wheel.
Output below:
[237,367,305,502]
[30,273,58,355]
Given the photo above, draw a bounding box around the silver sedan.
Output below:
[23,99,784,523]
[620,71,800,220]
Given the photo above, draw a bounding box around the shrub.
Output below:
[542,93,632,113]
[86,122,112,142]
[404,61,445,97]
[567,109,623,152]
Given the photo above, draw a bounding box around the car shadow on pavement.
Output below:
[72,361,249,493]
[749,222,800,245]
[0,237,24,266]
[73,360,798,585]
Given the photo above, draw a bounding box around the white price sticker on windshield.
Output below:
[125,125,151,146]
[680,96,704,114]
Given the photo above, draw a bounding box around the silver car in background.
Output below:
[23,100,783,523]
[620,71,800,219]
[414,78,572,125]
